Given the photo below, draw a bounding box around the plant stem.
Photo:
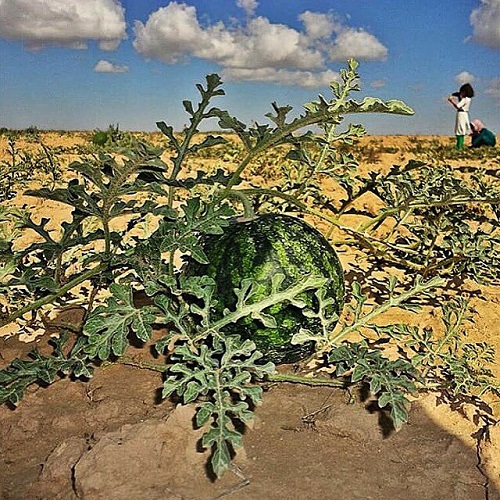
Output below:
[216,109,344,203]
[1,263,107,328]
[115,356,167,372]
[116,357,348,389]
[417,299,469,373]
[293,121,338,200]
[328,276,445,345]
[357,197,500,233]
[226,190,255,219]
[267,372,347,387]
[166,89,218,207]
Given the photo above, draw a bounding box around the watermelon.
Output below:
[185,214,344,364]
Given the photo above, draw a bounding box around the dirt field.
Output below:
[0,133,499,499]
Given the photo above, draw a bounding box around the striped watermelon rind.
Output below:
[185,214,344,364]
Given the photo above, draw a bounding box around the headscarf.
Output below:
[471,119,484,132]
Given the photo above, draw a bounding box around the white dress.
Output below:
[454,97,471,135]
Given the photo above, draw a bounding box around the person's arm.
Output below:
[447,96,459,109]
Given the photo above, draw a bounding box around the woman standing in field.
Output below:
[447,83,474,150]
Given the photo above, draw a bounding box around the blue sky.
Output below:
[0,0,499,135]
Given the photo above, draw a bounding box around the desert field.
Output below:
[0,130,499,499]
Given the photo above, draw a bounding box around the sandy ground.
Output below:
[0,132,499,499]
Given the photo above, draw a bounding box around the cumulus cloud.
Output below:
[455,71,476,86]
[133,5,324,69]
[0,0,126,50]
[299,11,336,40]
[328,28,388,61]
[237,0,258,16]
[133,2,388,87]
[94,59,129,73]
[470,0,500,48]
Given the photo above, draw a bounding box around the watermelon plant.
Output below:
[90,130,108,146]
[0,137,64,201]
[0,59,499,479]
[90,124,137,148]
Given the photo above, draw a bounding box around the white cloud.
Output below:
[455,71,476,86]
[299,11,336,39]
[470,0,500,48]
[239,17,325,69]
[237,0,258,16]
[0,0,126,50]
[133,3,202,63]
[133,5,324,70]
[328,28,388,61]
[133,2,388,87]
[94,59,129,73]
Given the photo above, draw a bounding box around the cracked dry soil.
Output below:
[0,333,499,500]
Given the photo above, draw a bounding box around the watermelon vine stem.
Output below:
[114,357,349,388]
[0,263,107,328]
[328,276,445,346]
[226,189,255,219]
[266,372,347,388]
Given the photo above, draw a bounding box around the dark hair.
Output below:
[459,83,474,98]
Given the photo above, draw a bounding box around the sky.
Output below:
[0,0,499,135]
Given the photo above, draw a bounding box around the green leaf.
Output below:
[149,199,235,265]
[161,333,274,477]
[184,380,203,403]
[196,402,215,427]
[161,377,186,399]
[0,338,93,406]
[344,97,414,116]
[209,439,232,478]
[83,284,156,360]
[379,392,410,431]
[291,328,318,346]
